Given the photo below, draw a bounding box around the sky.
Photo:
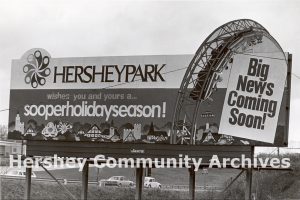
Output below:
[0,0,299,148]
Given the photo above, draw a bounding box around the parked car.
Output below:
[144,176,161,188]
[4,169,37,178]
[99,176,135,187]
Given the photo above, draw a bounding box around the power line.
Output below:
[102,66,188,89]
[235,52,287,61]
[0,66,189,113]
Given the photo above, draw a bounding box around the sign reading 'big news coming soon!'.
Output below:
[219,54,287,143]
[8,49,288,145]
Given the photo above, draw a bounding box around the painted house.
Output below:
[24,125,36,136]
[101,127,116,140]
[15,114,24,135]
[147,122,168,142]
[123,124,142,142]
[147,131,168,142]
[85,124,102,139]
[123,131,136,142]
[202,132,216,143]
[217,134,234,144]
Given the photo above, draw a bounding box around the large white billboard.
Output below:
[219,53,287,143]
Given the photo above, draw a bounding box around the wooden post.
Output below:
[81,161,89,200]
[24,167,32,200]
[245,168,253,200]
[189,165,196,200]
[135,167,144,200]
[284,54,292,146]
[245,146,254,200]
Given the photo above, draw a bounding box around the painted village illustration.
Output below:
[9,111,253,145]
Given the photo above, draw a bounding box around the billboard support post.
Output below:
[135,167,144,200]
[189,165,196,200]
[245,168,253,200]
[24,166,32,200]
[285,54,292,145]
[81,161,89,200]
[245,146,254,200]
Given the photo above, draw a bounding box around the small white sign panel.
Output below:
[219,53,287,143]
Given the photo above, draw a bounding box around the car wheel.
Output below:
[149,184,151,188]
[158,185,161,189]
[118,183,122,187]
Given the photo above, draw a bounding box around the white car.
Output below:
[4,169,37,178]
[144,177,161,188]
[99,176,135,187]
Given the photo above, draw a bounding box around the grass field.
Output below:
[34,167,240,188]
[0,179,221,200]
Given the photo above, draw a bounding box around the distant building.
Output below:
[15,114,24,135]
[0,140,22,158]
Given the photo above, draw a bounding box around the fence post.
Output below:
[81,161,89,200]
[24,166,32,200]
[245,146,254,200]
[135,167,144,200]
[189,165,196,200]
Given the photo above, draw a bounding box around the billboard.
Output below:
[8,48,289,146]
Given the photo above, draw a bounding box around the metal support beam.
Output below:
[189,165,196,200]
[24,167,32,200]
[81,162,89,200]
[135,167,144,200]
[38,162,77,200]
[222,169,245,193]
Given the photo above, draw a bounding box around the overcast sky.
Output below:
[0,0,299,146]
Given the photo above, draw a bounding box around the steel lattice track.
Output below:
[171,19,284,145]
